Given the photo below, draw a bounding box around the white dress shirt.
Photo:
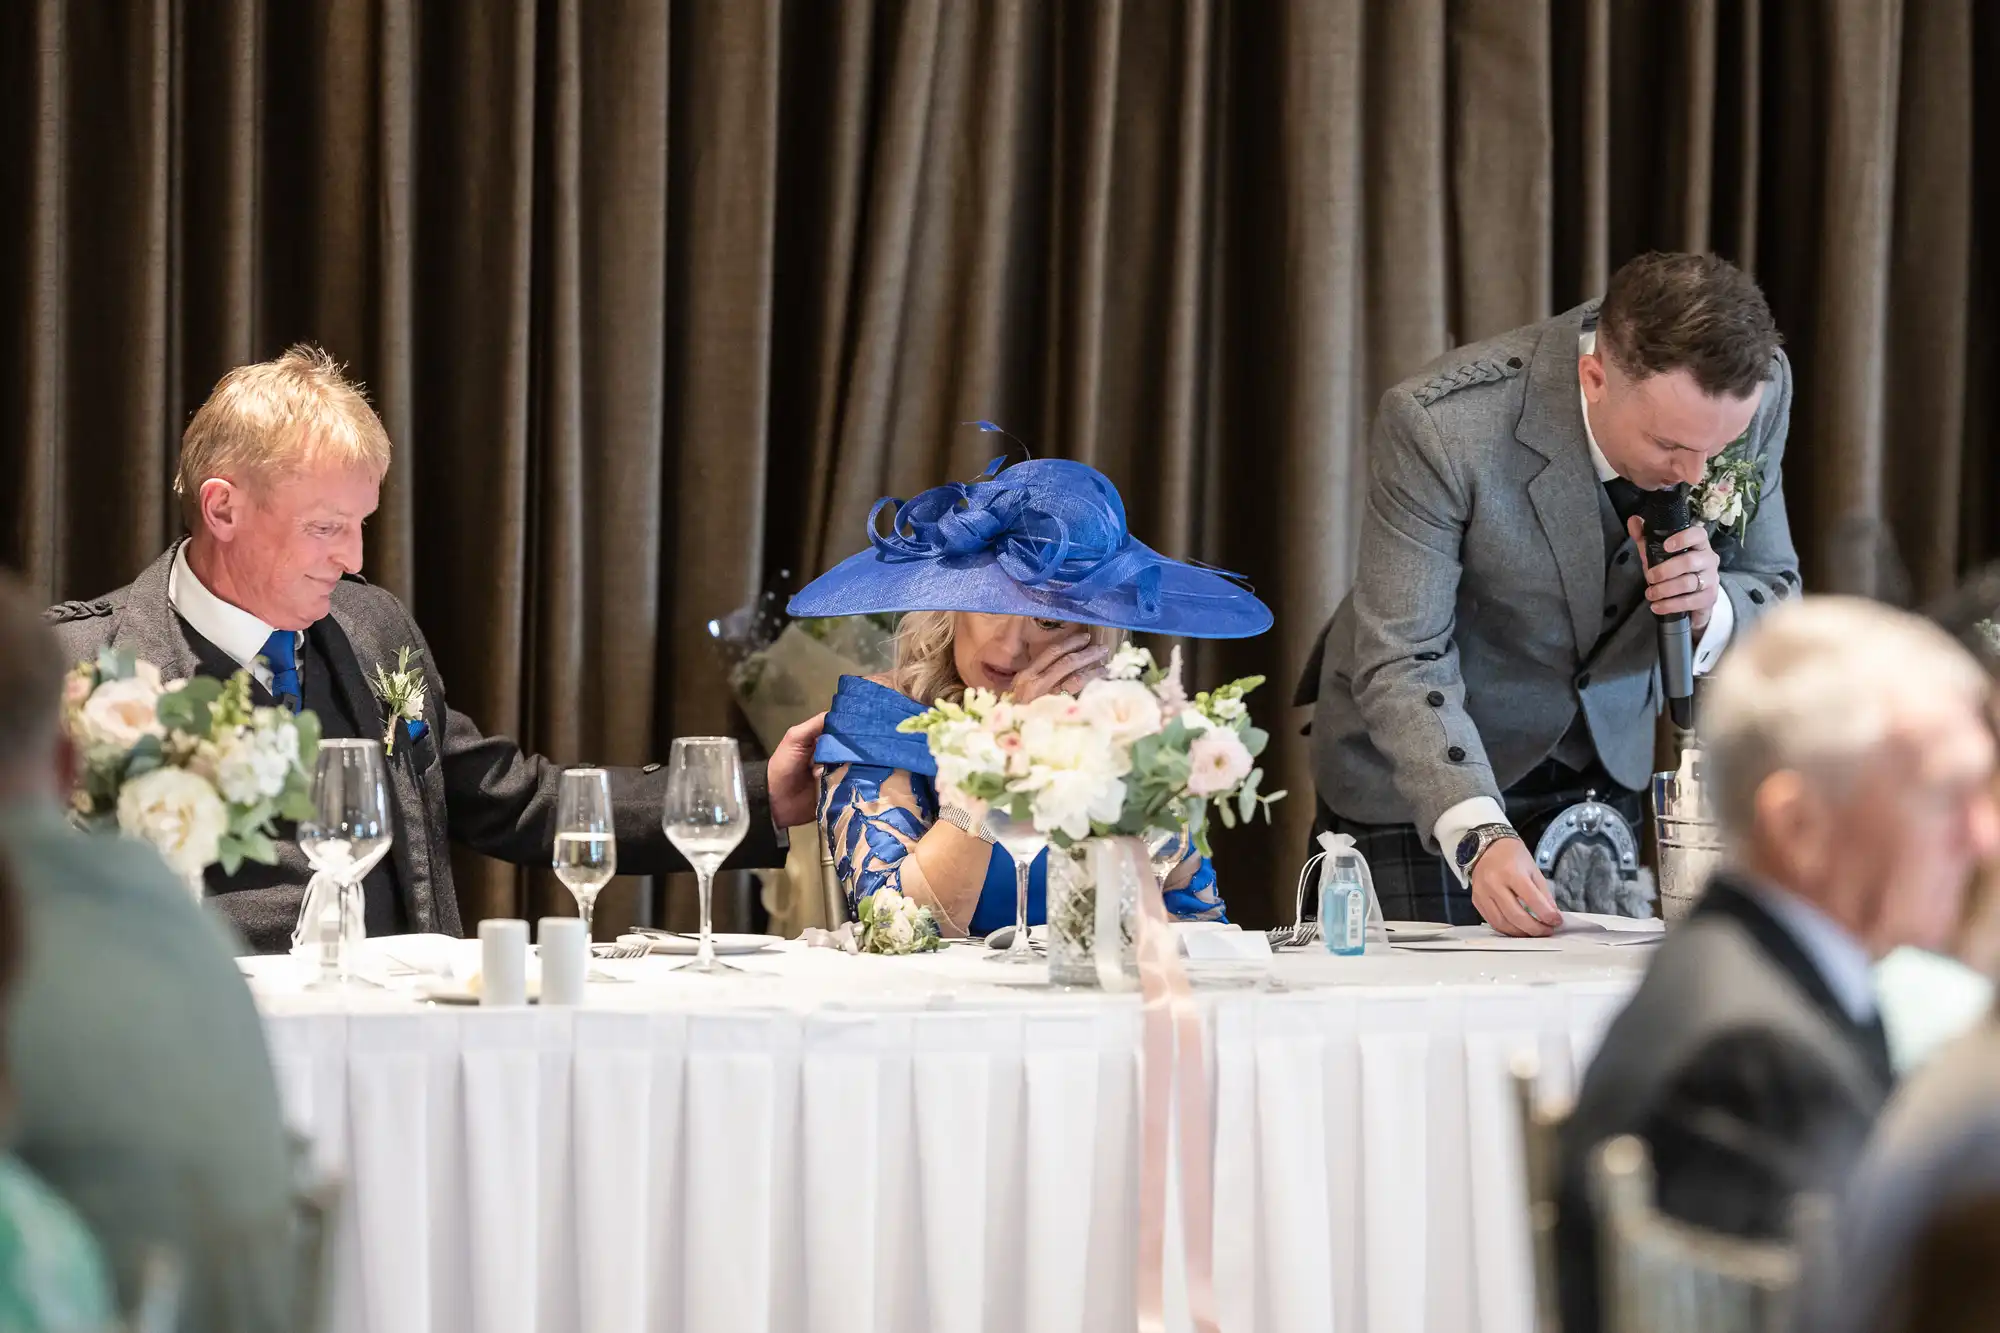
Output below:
[1746,882,1879,1023]
[1433,334,1737,882]
[167,544,300,695]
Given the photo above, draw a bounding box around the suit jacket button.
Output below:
[1507,357,1523,369]
[1749,588,1765,604]
[1415,651,1441,662]
[1605,604,1618,618]
[1447,745,1467,762]
[1576,672,1592,689]
[1616,550,1631,565]
[1426,690,1445,707]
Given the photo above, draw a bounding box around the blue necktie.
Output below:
[262,631,301,713]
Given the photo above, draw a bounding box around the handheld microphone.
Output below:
[1639,483,1696,730]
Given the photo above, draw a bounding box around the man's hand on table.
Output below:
[1469,837,1562,937]
[768,712,827,829]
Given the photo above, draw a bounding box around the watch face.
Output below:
[1455,831,1481,870]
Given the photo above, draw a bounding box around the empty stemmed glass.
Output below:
[1145,825,1192,890]
[982,806,1046,965]
[659,737,749,974]
[298,739,393,991]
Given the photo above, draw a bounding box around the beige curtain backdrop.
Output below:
[2,0,1995,928]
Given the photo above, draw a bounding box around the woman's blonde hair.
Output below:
[175,344,392,528]
[890,611,1123,706]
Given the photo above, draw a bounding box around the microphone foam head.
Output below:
[1640,482,1692,536]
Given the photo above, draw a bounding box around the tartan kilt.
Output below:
[1311,767,1645,926]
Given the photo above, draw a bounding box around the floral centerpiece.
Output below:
[897,644,1282,981]
[63,649,321,896]
[898,643,1280,852]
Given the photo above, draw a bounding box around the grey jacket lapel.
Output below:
[326,602,451,935]
[1515,311,1605,658]
[108,542,203,682]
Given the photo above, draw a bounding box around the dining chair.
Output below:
[1590,1134,1800,1333]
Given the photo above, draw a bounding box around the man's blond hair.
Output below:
[174,344,391,528]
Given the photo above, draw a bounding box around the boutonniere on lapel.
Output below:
[1975,620,2000,658]
[367,646,429,756]
[1691,432,1761,542]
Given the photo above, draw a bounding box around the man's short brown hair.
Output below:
[0,572,67,773]
[1597,252,1781,399]
[174,344,392,529]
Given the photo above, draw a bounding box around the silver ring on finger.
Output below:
[1695,572,1705,592]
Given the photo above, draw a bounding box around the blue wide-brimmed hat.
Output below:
[787,455,1272,639]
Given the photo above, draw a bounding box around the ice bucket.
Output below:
[1651,770,1723,923]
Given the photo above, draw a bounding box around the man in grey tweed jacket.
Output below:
[1301,253,1802,933]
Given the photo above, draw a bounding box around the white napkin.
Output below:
[289,871,366,960]
[1555,911,1665,936]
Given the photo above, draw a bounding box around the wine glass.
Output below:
[1146,825,1191,889]
[982,806,1046,965]
[660,737,748,974]
[298,739,393,991]
[553,768,618,941]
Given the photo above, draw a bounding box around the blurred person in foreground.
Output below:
[1791,565,2000,1333]
[0,571,299,1331]
[0,856,114,1331]
[45,346,821,952]
[1553,596,2000,1333]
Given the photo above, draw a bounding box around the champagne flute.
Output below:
[660,737,748,974]
[298,739,393,991]
[553,768,617,942]
[983,806,1046,965]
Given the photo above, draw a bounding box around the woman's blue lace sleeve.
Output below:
[1163,855,1227,923]
[817,761,939,920]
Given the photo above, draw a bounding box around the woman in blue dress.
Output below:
[788,452,1273,937]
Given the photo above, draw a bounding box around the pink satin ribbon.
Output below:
[1128,839,1220,1333]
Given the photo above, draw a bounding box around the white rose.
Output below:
[116,767,228,881]
[1721,492,1745,528]
[80,676,165,751]
[1211,696,1247,722]
[1026,766,1126,842]
[1186,730,1254,797]
[885,913,916,950]
[1079,679,1164,746]
[1019,713,1128,777]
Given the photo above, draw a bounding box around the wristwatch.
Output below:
[937,804,997,844]
[1454,822,1522,876]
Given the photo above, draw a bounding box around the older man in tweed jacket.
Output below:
[1300,253,1802,934]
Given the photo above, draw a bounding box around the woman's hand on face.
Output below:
[1009,631,1109,703]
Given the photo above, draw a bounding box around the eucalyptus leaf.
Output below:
[218,836,245,877]
[1241,726,1269,760]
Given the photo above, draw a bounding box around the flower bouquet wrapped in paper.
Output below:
[62,648,321,897]
[708,590,898,754]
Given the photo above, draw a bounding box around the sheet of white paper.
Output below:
[1390,939,1563,954]
[1181,928,1274,961]
[1554,912,1664,936]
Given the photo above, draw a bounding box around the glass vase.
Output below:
[1045,836,1144,987]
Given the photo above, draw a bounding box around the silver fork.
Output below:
[591,940,651,961]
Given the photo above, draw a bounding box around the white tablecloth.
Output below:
[248,932,1649,1333]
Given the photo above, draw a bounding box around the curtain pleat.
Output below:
[3,0,1997,927]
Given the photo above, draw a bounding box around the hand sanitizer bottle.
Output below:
[1321,850,1368,956]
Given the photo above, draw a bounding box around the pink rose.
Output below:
[1185,730,1253,797]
